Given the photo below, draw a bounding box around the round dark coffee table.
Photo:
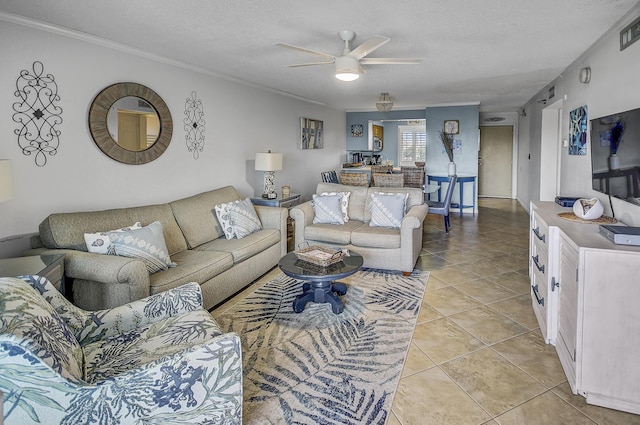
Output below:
[278,250,363,314]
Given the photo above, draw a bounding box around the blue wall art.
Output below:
[569,105,588,155]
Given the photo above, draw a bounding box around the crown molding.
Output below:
[0,11,327,107]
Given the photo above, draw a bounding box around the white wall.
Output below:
[0,19,346,242]
[518,4,640,225]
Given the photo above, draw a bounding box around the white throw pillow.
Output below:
[369,192,408,228]
[214,201,240,240]
[84,222,142,254]
[312,193,345,224]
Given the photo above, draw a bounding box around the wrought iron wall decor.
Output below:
[12,61,63,167]
[183,91,205,159]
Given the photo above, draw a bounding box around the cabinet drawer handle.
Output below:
[532,284,545,306]
[551,277,560,291]
[532,227,546,242]
[532,255,545,274]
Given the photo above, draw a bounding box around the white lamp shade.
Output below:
[0,159,14,203]
[255,152,283,171]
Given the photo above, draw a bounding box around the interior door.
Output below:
[479,126,513,197]
[118,111,147,151]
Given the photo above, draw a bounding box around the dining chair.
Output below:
[371,164,393,174]
[338,172,369,186]
[321,170,339,183]
[426,174,457,233]
[400,166,425,189]
[372,173,404,187]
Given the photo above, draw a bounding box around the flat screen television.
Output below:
[590,107,640,206]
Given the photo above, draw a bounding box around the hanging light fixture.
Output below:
[376,93,393,111]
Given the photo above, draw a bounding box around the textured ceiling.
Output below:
[1,0,638,112]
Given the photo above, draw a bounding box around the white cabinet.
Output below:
[529,206,558,343]
[556,235,579,392]
[529,201,640,414]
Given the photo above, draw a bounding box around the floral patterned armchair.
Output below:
[0,275,242,425]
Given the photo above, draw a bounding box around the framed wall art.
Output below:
[300,117,323,149]
[444,120,459,134]
[351,124,363,137]
[569,105,588,156]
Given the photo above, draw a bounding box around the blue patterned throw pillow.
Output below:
[319,191,350,222]
[108,221,177,273]
[369,192,408,228]
[228,198,262,239]
[312,193,345,224]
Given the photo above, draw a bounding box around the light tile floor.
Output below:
[389,198,640,425]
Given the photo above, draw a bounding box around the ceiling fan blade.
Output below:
[347,35,390,60]
[288,61,335,68]
[360,58,422,65]
[276,42,336,59]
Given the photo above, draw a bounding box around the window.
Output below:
[398,125,426,166]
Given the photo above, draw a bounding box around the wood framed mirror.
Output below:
[89,82,173,164]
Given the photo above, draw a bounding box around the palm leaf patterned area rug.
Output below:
[213,268,429,425]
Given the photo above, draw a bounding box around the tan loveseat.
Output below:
[27,186,287,310]
[290,182,427,275]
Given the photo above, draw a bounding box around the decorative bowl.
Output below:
[414,161,425,168]
[572,198,604,220]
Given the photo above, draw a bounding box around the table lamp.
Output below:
[0,159,14,203]
[255,151,282,199]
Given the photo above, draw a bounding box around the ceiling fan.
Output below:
[276,31,421,81]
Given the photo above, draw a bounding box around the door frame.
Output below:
[540,98,563,201]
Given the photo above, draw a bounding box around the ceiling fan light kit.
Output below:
[376,92,393,111]
[277,31,421,83]
[335,56,363,81]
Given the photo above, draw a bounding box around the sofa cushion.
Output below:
[351,225,401,249]
[0,277,83,381]
[195,228,280,263]
[108,221,177,273]
[369,192,408,228]
[316,183,369,222]
[39,203,188,256]
[304,220,365,245]
[312,193,345,224]
[170,186,242,248]
[149,249,233,293]
[83,308,222,384]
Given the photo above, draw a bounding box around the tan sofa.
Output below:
[28,186,287,310]
[290,182,427,274]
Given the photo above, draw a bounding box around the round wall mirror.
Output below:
[89,82,173,164]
